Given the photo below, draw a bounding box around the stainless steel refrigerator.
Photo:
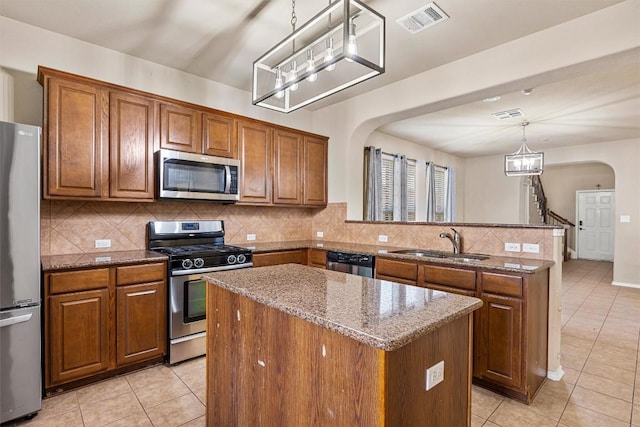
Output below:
[0,121,42,423]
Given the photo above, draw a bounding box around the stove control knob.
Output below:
[182,259,194,269]
[237,254,246,264]
[194,258,205,268]
[227,255,237,264]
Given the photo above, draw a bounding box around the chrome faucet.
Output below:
[439,228,462,254]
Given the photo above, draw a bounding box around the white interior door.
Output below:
[576,190,615,261]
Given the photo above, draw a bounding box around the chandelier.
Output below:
[504,121,544,176]
[252,0,385,113]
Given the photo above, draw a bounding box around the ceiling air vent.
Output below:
[491,108,526,120]
[396,2,449,34]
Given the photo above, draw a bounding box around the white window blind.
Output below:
[407,160,416,221]
[433,165,447,222]
[381,154,395,221]
[381,154,416,221]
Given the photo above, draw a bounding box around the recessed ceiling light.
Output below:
[522,88,534,95]
[483,96,501,102]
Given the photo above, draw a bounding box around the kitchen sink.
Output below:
[390,249,449,258]
[390,249,490,262]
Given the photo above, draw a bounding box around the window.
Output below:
[433,165,447,221]
[381,153,416,221]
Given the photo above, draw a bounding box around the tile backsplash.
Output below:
[41,201,557,261]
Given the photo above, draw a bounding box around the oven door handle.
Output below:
[172,262,253,276]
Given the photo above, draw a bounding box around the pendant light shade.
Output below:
[505,121,544,176]
[252,0,385,113]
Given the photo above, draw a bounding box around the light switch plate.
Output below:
[620,215,631,223]
[95,239,111,248]
[246,234,256,241]
[523,243,540,253]
[426,360,444,391]
[378,235,388,242]
[504,243,521,252]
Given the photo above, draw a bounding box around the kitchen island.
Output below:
[204,264,482,426]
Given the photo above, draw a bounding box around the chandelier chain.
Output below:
[291,0,297,30]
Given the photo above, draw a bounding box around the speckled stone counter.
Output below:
[204,263,482,351]
[41,250,168,271]
[239,240,555,274]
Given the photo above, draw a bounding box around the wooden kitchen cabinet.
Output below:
[474,269,549,404]
[203,112,236,158]
[420,264,476,297]
[303,135,328,206]
[110,91,156,199]
[115,262,166,366]
[39,67,154,202]
[375,258,418,286]
[237,119,273,204]
[44,261,167,391]
[273,129,303,205]
[159,102,202,153]
[252,249,308,267]
[307,248,327,268]
[46,268,110,387]
[43,76,109,198]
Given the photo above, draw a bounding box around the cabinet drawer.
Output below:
[421,282,476,297]
[422,265,476,290]
[253,250,307,267]
[117,263,166,286]
[376,258,417,282]
[480,272,523,297]
[48,269,110,294]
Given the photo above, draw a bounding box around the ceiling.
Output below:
[1,0,639,157]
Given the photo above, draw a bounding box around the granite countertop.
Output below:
[204,264,483,351]
[41,250,168,271]
[239,240,555,274]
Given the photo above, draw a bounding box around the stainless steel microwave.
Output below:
[157,149,240,201]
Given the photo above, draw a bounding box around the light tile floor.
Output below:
[6,260,639,426]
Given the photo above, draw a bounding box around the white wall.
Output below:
[0,17,312,131]
[0,68,14,122]
[366,131,465,221]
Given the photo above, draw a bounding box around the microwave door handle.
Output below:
[224,165,231,193]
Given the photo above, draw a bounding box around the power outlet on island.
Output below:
[246,234,256,241]
[523,243,540,253]
[95,239,111,248]
[378,234,388,242]
[316,231,324,238]
[425,360,444,391]
[504,242,521,252]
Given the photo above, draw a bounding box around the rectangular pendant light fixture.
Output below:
[252,0,385,113]
[504,121,544,176]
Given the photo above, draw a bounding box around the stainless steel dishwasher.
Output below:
[326,251,375,278]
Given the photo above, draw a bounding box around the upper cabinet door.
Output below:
[46,78,108,198]
[159,103,201,153]
[237,120,273,204]
[273,129,303,205]
[109,91,156,199]
[203,113,236,158]
[303,136,328,206]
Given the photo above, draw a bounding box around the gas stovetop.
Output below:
[147,220,253,273]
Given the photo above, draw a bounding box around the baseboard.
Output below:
[547,366,565,381]
[612,281,640,289]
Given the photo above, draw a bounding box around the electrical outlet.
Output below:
[95,239,111,248]
[246,234,256,241]
[620,215,631,223]
[316,231,324,238]
[523,243,540,253]
[504,242,521,252]
[425,361,444,390]
[378,234,388,242]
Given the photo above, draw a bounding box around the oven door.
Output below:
[169,273,207,339]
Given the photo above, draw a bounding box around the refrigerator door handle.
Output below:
[0,313,33,328]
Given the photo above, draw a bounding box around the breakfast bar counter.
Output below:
[204,264,482,426]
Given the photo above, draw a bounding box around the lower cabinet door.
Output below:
[49,289,110,385]
[116,282,166,366]
[479,293,523,388]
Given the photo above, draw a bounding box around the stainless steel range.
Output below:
[147,220,252,364]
